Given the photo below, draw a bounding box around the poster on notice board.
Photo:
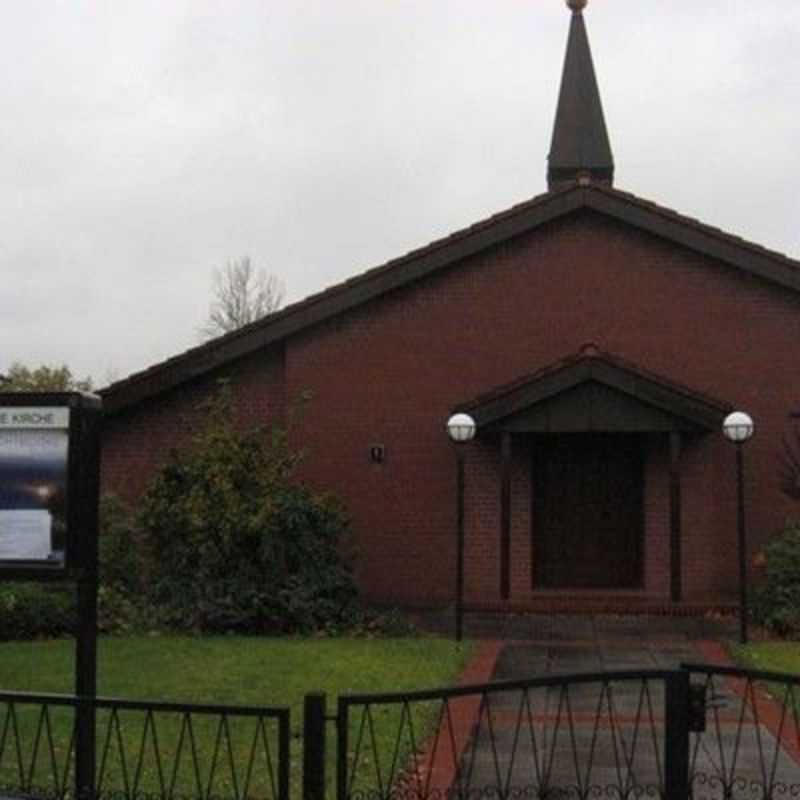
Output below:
[0,407,69,566]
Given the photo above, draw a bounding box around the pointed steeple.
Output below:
[547,0,614,191]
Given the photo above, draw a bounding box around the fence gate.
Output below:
[0,691,290,800]
[325,665,800,800]
[333,670,689,799]
[684,664,800,799]
[4,664,800,799]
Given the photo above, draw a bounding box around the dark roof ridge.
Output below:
[102,184,800,414]
[595,184,799,269]
[101,186,572,406]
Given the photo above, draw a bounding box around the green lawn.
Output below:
[729,641,800,720]
[0,636,473,798]
[730,641,800,675]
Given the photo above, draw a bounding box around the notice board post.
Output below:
[73,397,102,800]
[0,393,103,800]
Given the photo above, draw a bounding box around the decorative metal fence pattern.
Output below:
[336,670,692,800]
[0,691,290,800]
[5,664,800,800]
[685,664,800,800]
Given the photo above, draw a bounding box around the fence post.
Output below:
[303,692,327,800]
[278,710,291,800]
[75,532,100,799]
[664,671,690,800]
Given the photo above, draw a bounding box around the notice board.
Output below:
[0,394,101,576]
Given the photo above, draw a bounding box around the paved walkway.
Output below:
[416,609,740,644]
[417,614,799,798]
[485,614,737,676]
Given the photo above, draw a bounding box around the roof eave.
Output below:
[101,187,585,414]
[101,184,800,416]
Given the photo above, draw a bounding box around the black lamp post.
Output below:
[446,412,476,642]
[723,411,755,645]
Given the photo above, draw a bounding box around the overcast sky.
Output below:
[1,1,798,386]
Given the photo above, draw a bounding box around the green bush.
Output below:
[98,494,144,594]
[0,583,75,640]
[0,578,158,641]
[97,585,168,635]
[0,388,362,639]
[139,387,357,634]
[97,494,174,634]
[753,520,800,637]
[0,495,150,641]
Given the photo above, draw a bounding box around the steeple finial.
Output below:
[547,0,614,190]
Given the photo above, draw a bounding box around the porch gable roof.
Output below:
[460,347,732,434]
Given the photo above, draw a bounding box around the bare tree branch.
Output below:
[201,256,284,339]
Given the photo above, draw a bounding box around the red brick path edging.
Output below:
[695,640,800,766]
[414,640,503,795]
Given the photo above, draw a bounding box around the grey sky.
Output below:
[1,1,798,385]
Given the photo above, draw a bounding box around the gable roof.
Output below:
[102,183,800,415]
[458,346,731,434]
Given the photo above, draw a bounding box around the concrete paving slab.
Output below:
[548,614,597,641]
[649,645,698,668]
[446,619,798,798]
[416,610,740,642]
[526,615,554,640]
[491,644,549,681]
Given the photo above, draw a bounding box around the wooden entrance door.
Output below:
[533,434,643,589]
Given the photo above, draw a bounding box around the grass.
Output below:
[729,641,800,676]
[728,640,800,716]
[0,636,473,798]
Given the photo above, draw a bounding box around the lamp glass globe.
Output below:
[723,411,755,443]
[447,413,476,443]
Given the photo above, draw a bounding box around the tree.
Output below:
[201,256,284,339]
[0,362,92,392]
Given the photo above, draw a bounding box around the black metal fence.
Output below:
[4,664,800,800]
[320,666,800,800]
[685,664,800,800]
[331,670,692,800]
[0,691,290,800]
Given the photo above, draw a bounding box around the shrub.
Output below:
[0,583,75,640]
[98,494,144,594]
[0,389,361,639]
[97,493,161,634]
[0,497,149,640]
[752,520,800,637]
[139,387,357,634]
[343,607,419,638]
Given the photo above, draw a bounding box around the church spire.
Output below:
[547,0,614,191]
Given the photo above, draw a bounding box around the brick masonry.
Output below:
[101,209,800,611]
[102,345,285,500]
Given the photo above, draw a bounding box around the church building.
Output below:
[101,1,800,614]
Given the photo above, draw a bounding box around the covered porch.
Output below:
[457,347,732,611]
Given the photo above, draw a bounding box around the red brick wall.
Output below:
[283,210,800,607]
[102,345,285,500]
[102,209,800,609]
